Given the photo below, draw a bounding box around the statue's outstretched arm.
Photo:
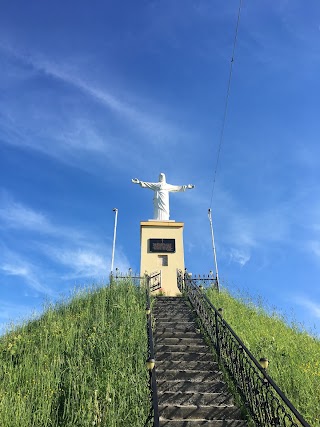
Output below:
[167,184,195,192]
[132,178,158,190]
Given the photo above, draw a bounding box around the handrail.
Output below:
[110,272,160,426]
[177,269,311,427]
[183,272,219,291]
[112,271,161,292]
[145,275,160,427]
[149,271,162,292]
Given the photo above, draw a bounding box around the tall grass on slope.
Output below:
[0,281,150,427]
[206,287,320,426]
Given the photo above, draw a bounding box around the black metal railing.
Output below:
[148,271,162,292]
[145,274,160,427]
[111,270,161,292]
[111,269,143,286]
[177,269,311,427]
[182,271,219,291]
[110,270,160,425]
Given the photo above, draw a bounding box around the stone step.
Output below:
[153,303,193,310]
[158,392,235,406]
[154,331,200,338]
[154,306,190,311]
[155,344,209,353]
[153,311,195,324]
[156,296,185,299]
[156,352,213,362]
[158,405,243,420]
[154,296,246,425]
[156,369,222,382]
[155,337,205,346]
[157,380,228,394]
[152,304,190,313]
[153,305,191,311]
[154,303,191,308]
[154,308,191,313]
[155,324,197,333]
[154,315,193,320]
[155,319,196,325]
[154,310,192,314]
[154,305,190,310]
[156,360,218,371]
[159,420,247,426]
[155,320,196,325]
[154,307,191,310]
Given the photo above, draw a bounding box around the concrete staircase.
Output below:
[153,296,248,427]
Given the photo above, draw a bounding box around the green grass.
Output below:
[0,281,150,426]
[206,287,320,426]
[4,279,318,425]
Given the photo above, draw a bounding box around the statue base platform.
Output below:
[140,221,185,296]
[148,219,175,222]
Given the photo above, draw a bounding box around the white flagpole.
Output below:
[208,208,220,292]
[110,208,118,274]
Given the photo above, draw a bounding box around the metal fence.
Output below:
[110,271,160,426]
[177,269,311,427]
[183,271,219,291]
[145,273,160,427]
[111,270,162,292]
[111,270,145,286]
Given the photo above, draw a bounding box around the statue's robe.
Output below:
[138,181,189,220]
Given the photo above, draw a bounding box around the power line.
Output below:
[207,0,243,289]
[209,0,243,208]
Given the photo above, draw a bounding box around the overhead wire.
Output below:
[207,0,243,291]
[209,0,243,208]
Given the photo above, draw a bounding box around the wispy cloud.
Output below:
[45,246,129,279]
[0,44,184,144]
[0,259,52,295]
[306,241,320,259]
[233,202,292,244]
[183,184,299,269]
[58,249,108,278]
[293,296,320,319]
[210,188,290,262]
[0,192,83,240]
[38,62,169,140]
[228,248,251,267]
[0,44,190,178]
[0,197,52,233]
[0,192,130,287]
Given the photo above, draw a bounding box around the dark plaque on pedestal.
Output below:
[149,238,176,253]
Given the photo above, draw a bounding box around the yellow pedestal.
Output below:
[140,221,185,296]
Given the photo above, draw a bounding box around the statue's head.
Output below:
[159,173,166,183]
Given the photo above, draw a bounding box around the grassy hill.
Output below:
[2,280,319,426]
[206,287,320,426]
[0,281,150,427]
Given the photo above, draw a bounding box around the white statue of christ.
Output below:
[132,173,195,220]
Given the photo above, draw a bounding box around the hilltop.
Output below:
[1,280,319,425]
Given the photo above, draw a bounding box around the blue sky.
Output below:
[1,0,320,335]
